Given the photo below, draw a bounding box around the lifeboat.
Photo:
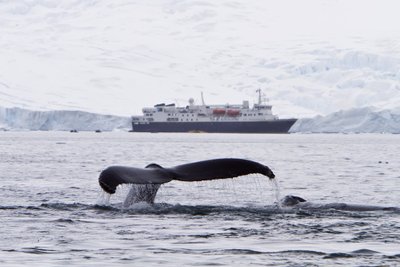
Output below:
[212,108,226,115]
[227,109,240,116]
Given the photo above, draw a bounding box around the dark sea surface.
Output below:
[0,132,399,266]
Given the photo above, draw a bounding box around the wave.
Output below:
[1,201,398,217]
[148,247,388,258]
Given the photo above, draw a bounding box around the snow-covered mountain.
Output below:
[0,107,130,131]
[0,0,400,120]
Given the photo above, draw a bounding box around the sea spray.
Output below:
[96,189,111,206]
[123,184,160,207]
[96,175,281,207]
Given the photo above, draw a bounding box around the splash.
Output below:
[96,189,111,206]
[123,184,161,207]
[96,175,282,207]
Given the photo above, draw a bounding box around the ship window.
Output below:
[244,114,247,116]
[259,113,263,115]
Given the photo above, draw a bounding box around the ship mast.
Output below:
[201,92,206,106]
[256,89,262,105]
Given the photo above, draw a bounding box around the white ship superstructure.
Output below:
[132,90,278,124]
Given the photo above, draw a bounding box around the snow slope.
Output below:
[0,107,130,131]
[1,0,400,119]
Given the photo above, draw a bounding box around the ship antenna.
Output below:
[201,91,206,106]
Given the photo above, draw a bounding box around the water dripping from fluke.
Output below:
[122,184,160,208]
[96,189,111,206]
[269,177,281,209]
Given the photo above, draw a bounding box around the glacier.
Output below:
[1,105,400,133]
[291,107,400,134]
[0,107,130,131]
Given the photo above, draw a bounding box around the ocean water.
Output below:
[0,132,399,266]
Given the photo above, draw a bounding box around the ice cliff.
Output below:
[1,106,400,133]
[291,107,400,134]
[0,107,130,131]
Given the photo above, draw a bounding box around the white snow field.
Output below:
[0,0,399,131]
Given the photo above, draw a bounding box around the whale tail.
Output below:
[98,158,275,196]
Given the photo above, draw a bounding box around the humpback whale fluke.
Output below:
[99,158,275,195]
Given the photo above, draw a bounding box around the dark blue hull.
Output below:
[131,119,297,133]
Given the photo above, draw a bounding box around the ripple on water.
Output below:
[20,247,58,255]
[1,132,400,266]
[351,249,379,255]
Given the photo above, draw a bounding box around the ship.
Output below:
[131,90,297,133]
